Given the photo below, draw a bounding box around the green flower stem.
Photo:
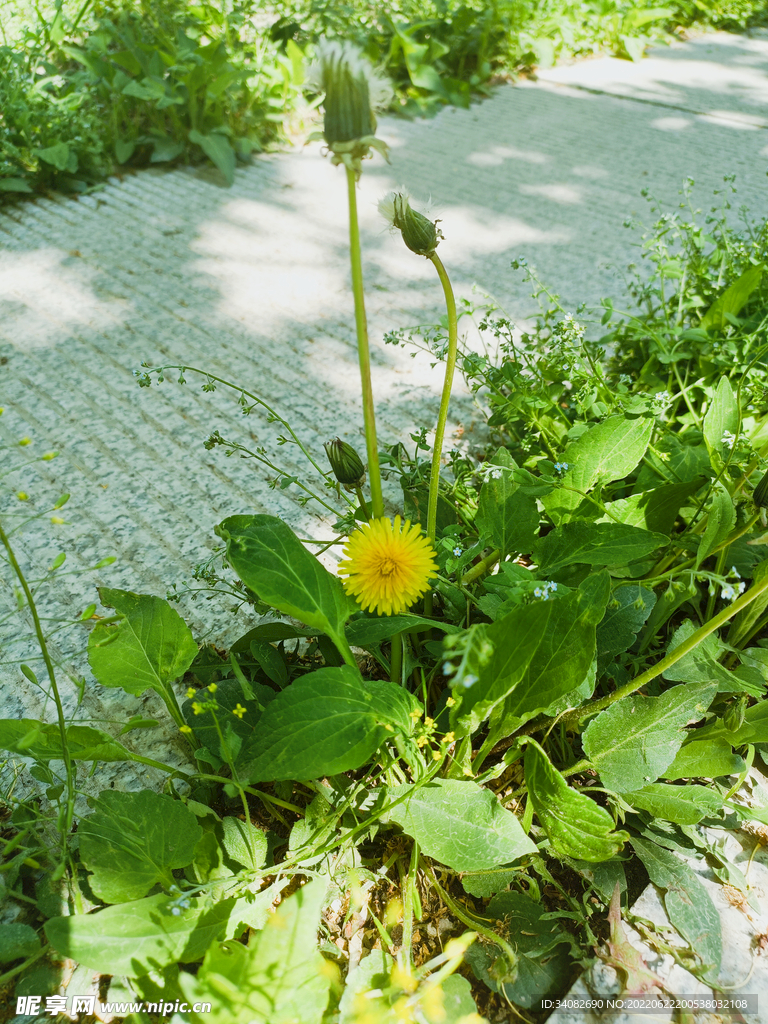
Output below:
[399,840,420,972]
[0,944,50,988]
[425,252,458,545]
[559,572,768,731]
[0,519,74,855]
[346,165,384,520]
[461,548,501,586]
[390,631,403,684]
[355,484,371,521]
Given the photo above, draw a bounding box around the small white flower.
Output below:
[721,430,738,450]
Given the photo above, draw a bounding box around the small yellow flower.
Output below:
[338,516,438,616]
[191,702,203,716]
[179,725,192,735]
[207,683,217,693]
[432,749,441,760]
[409,710,422,720]
[444,732,455,744]
[16,491,29,501]
[416,736,428,748]
[19,437,31,447]
[186,687,196,699]
[446,696,456,707]
[232,703,246,719]
[50,517,65,525]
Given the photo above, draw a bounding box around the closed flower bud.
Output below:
[378,191,442,256]
[307,40,392,175]
[723,696,747,732]
[324,437,366,489]
[753,469,768,508]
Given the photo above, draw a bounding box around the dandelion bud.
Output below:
[723,696,747,732]
[324,437,366,490]
[307,40,392,175]
[379,191,442,256]
[753,469,768,508]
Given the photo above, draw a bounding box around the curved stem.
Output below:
[559,572,768,729]
[426,252,458,545]
[345,166,384,519]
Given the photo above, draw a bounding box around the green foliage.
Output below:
[4,161,768,1017]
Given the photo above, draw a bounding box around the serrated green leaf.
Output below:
[662,736,745,781]
[582,681,717,793]
[88,588,198,698]
[475,448,540,555]
[696,484,735,568]
[624,783,723,825]
[79,790,202,902]
[542,415,654,523]
[179,881,329,1024]
[452,572,610,736]
[0,719,134,763]
[535,522,667,576]
[239,667,416,782]
[385,778,536,872]
[703,377,739,455]
[596,584,656,661]
[632,838,721,980]
[525,740,629,862]
[701,265,763,331]
[45,894,232,975]
[215,515,355,662]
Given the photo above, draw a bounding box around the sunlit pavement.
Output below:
[1,32,768,1014]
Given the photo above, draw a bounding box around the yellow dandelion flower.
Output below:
[338,516,437,616]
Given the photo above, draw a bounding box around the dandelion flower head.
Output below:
[338,516,438,616]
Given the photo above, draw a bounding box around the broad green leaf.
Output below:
[582,681,716,793]
[215,515,355,659]
[0,923,40,964]
[695,485,735,568]
[0,720,134,763]
[662,736,745,781]
[189,128,235,185]
[79,790,202,903]
[34,141,73,171]
[596,584,656,661]
[475,448,540,555]
[535,522,667,576]
[624,783,723,825]
[601,479,704,535]
[525,741,629,862]
[703,376,738,456]
[179,881,329,1024]
[461,867,521,898]
[542,415,654,523]
[662,620,734,689]
[114,138,135,163]
[452,572,610,736]
[632,838,721,980]
[385,779,536,872]
[701,265,763,331]
[45,894,232,975]
[346,614,458,649]
[88,588,198,698]
[219,816,267,871]
[0,178,33,193]
[465,891,574,1009]
[238,667,415,782]
[339,950,392,1024]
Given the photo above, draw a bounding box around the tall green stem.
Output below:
[0,520,74,857]
[346,166,384,519]
[425,253,458,544]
